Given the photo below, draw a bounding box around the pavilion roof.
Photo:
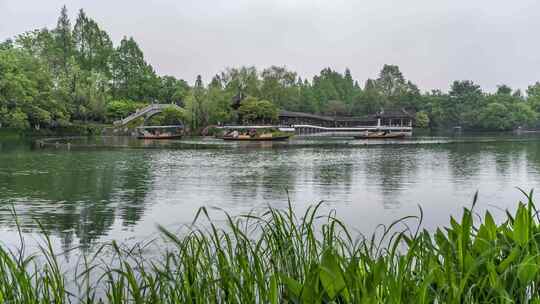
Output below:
[376,108,415,118]
[279,110,411,122]
[136,125,184,129]
[279,111,335,121]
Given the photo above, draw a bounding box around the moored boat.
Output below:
[219,126,294,141]
[222,134,291,141]
[137,134,183,139]
[353,132,406,139]
[136,125,184,140]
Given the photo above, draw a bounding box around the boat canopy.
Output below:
[218,125,282,129]
[136,125,184,129]
[218,125,295,132]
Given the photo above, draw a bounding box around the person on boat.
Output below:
[249,128,257,137]
[232,130,239,138]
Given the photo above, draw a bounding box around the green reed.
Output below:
[2,190,540,303]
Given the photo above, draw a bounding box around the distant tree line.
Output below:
[1,6,539,132]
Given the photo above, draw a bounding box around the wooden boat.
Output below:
[222,134,291,141]
[137,134,183,140]
[219,126,294,141]
[353,132,406,139]
[136,125,183,140]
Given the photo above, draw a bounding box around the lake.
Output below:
[1,133,540,256]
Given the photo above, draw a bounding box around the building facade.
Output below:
[278,109,414,128]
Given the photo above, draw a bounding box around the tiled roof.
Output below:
[279,109,412,122]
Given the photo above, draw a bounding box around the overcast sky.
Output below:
[1,0,539,92]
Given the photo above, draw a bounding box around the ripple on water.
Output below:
[0,135,540,255]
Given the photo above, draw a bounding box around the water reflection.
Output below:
[446,143,483,184]
[525,141,540,174]
[115,154,153,226]
[260,151,297,196]
[363,146,419,208]
[0,148,153,250]
[0,135,539,252]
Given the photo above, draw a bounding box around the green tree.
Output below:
[3,7,539,133]
[0,39,13,50]
[509,103,537,128]
[0,48,68,129]
[15,29,57,71]
[260,66,298,109]
[53,5,74,75]
[312,68,342,111]
[105,100,143,121]
[421,90,447,128]
[444,80,485,128]
[476,84,536,130]
[237,97,278,124]
[147,106,186,126]
[415,111,430,128]
[1,6,198,131]
[374,64,420,109]
[191,75,205,129]
[350,79,383,115]
[4,109,30,129]
[73,9,113,75]
[527,82,540,113]
[220,66,260,99]
[343,68,356,104]
[158,76,189,105]
[297,79,318,113]
[71,71,110,121]
[324,100,348,116]
[376,65,405,97]
[111,37,158,101]
[478,103,513,130]
[496,84,513,95]
[206,83,232,125]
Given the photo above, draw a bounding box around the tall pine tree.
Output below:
[53,5,73,75]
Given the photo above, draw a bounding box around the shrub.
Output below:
[415,111,430,128]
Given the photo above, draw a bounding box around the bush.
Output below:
[415,111,430,128]
[4,109,30,129]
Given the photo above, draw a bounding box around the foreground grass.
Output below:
[2,192,540,303]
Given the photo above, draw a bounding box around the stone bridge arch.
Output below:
[114,104,184,127]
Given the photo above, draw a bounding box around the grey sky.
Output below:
[1,0,539,92]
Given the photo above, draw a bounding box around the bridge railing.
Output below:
[113,104,176,126]
[292,124,412,131]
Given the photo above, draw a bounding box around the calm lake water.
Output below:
[1,133,540,255]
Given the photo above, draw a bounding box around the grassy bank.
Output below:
[2,192,540,303]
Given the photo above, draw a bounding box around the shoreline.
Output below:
[30,133,540,151]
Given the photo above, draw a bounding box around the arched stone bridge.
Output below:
[113,104,182,127]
